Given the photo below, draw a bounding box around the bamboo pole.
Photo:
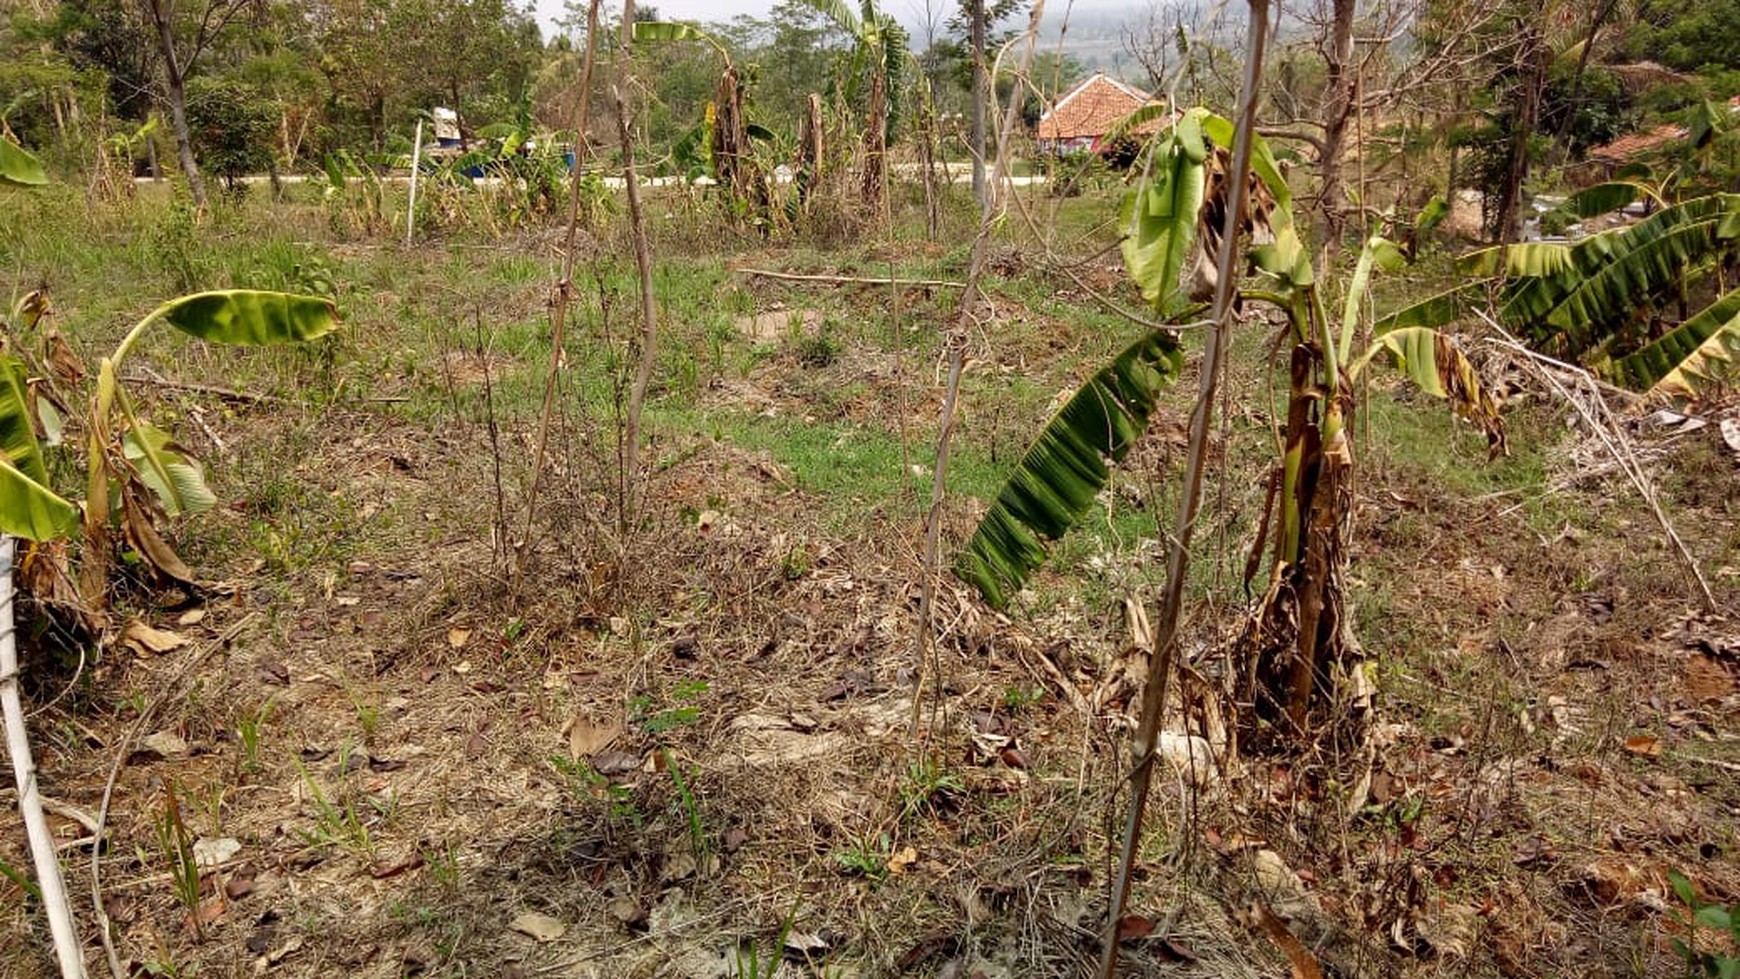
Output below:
[1099,1,1272,975]
[1,537,88,978]
[405,119,423,247]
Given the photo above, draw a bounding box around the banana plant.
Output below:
[1383,190,1740,401]
[957,110,1505,733]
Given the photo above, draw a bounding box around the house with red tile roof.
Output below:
[1036,74,1167,155]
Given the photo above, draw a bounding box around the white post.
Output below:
[0,537,87,978]
[406,119,424,247]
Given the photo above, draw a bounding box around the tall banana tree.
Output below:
[1384,186,1740,401]
[799,0,906,214]
[956,109,1506,735]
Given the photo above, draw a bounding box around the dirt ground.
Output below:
[2,200,1739,979]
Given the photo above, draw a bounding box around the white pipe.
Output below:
[0,537,87,978]
[406,119,424,247]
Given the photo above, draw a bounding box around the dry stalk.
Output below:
[1477,312,1716,611]
[911,0,1047,743]
[736,268,965,289]
[516,0,601,593]
[1100,1,1272,976]
[613,84,659,539]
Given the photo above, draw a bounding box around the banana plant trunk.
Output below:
[1252,296,1358,734]
[1,538,89,978]
[861,66,887,218]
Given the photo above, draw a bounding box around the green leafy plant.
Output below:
[1670,869,1740,978]
[1383,189,1740,401]
[958,109,1506,733]
[0,286,337,617]
[898,756,963,821]
[831,832,891,879]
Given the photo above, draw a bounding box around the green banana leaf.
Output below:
[1120,119,1208,311]
[632,21,722,46]
[1374,284,1480,334]
[1456,242,1574,277]
[1351,327,1506,457]
[1415,196,1449,239]
[955,329,1182,607]
[1504,194,1740,347]
[0,136,47,186]
[1339,234,1406,365]
[1561,181,1652,219]
[123,420,217,518]
[1609,289,1740,397]
[158,291,339,346]
[0,355,78,540]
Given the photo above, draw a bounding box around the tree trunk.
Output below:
[1493,22,1547,243]
[968,0,987,211]
[148,3,207,207]
[1316,0,1356,257]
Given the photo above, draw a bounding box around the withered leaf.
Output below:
[123,620,189,655]
[1116,914,1156,941]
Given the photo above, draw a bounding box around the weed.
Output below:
[899,756,964,821]
[154,780,203,938]
[665,749,708,859]
[831,833,891,879]
[636,679,709,735]
[550,754,641,830]
[236,700,271,775]
[732,899,801,979]
[1001,684,1044,711]
[1669,869,1740,977]
[0,853,42,901]
[423,842,462,893]
[295,760,377,859]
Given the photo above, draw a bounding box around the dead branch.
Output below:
[736,268,965,289]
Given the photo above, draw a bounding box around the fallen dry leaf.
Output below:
[887,845,918,875]
[123,620,189,655]
[177,608,207,626]
[1116,914,1155,941]
[1622,735,1662,757]
[447,627,471,649]
[567,714,624,760]
[139,730,189,758]
[192,837,241,868]
[508,911,566,942]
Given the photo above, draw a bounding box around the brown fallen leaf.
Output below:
[370,852,426,879]
[886,846,918,875]
[1116,914,1155,941]
[508,911,566,943]
[447,627,471,649]
[567,714,624,760]
[1252,901,1323,979]
[124,620,189,655]
[1623,735,1662,757]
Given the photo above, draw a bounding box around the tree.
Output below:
[137,0,254,206]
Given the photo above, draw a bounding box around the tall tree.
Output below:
[137,0,253,205]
